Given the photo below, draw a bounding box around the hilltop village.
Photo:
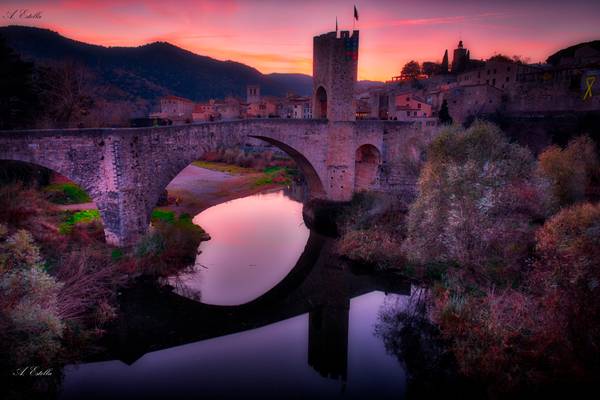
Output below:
[150,40,600,128]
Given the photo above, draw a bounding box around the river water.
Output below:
[59,188,420,399]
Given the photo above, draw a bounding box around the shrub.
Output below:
[0,228,64,367]
[537,135,599,209]
[337,229,404,269]
[530,202,600,366]
[135,212,208,277]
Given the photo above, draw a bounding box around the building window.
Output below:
[506,77,510,82]
[406,97,409,101]
[418,103,421,109]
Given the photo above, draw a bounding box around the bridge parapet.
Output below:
[0,119,433,246]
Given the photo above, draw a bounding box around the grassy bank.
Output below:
[0,183,210,392]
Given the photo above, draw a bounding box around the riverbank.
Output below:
[162,163,289,216]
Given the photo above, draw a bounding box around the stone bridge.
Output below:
[0,29,437,246]
[0,118,430,245]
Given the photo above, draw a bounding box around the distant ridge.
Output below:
[0,25,313,102]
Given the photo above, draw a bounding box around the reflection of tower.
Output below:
[308,300,350,382]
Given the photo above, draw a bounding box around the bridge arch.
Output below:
[0,157,111,243]
[145,129,328,237]
[249,135,326,198]
[354,144,381,191]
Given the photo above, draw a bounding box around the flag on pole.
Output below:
[336,16,338,34]
[354,5,359,21]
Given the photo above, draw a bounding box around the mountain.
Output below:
[0,25,313,103]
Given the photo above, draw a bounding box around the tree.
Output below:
[487,54,513,63]
[422,61,441,77]
[36,62,96,128]
[0,36,39,129]
[438,100,452,125]
[402,122,550,276]
[537,135,599,209]
[440,50,449,74]
[530,202,600,372]
[401,60,421,79]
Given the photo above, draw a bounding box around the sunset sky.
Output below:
[1,0,599,81]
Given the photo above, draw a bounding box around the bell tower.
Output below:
[312,30,359,121]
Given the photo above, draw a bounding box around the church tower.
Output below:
[452,40,469,73]
[312,30,359,121]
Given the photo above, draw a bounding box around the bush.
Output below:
[530,202,600,366]
[537,135,599,209]
[403,121,550,280]
[0,228,64,367]
[337,229,404,269]
[335,192,408,270]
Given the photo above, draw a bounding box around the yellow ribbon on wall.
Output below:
[583,76,596,100]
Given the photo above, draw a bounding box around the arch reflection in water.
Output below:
[171,189,310,305]
[60,292,408,400]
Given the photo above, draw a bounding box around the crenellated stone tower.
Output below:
[311,30,361,202]
[312,30,359,121]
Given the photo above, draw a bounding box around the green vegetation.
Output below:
[44,182,91,204]
[59,209,101,234]
[151,209,176,223]
[254,166,293,187]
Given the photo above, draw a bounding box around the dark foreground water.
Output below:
[58,188,423,400]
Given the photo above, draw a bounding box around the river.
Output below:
[58,186,421,399]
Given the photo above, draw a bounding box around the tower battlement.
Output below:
[312,30,359,121]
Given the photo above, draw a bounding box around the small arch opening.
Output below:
[354,144,381,191]
[0,159,107,245]
[315,86,328,119]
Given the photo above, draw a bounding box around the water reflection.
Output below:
[59,189,415,399]
[172,189,310,305]
[60,292,408,400]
